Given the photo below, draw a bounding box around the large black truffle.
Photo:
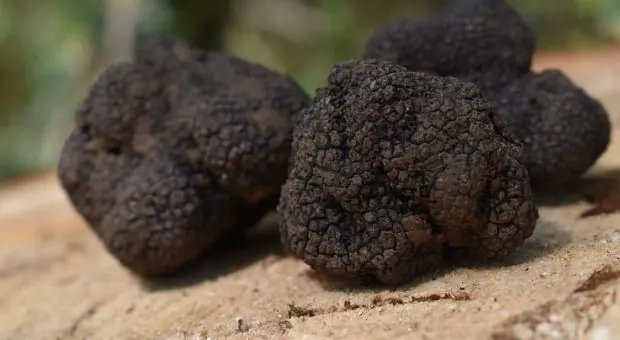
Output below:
[363,0,611,192]
[278,59,538,285]
[58,36,310,276]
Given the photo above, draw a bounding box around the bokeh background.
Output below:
[1,0,619,182]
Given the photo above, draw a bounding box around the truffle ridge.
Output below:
[364,0,611,191]
[278,59,538,285]
[57,36,310,276]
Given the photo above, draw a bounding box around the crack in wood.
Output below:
[65,300,106,337]
[287,291,472,318]
[490,263,620,339]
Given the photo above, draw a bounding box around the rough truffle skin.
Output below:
[278,59,538,285]
[489,71,611,190]
[364,0,534,89]
[57,36,309,276]
[363,0,611,192]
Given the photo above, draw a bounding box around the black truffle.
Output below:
[58,36,310,276]
[278,59,538,285]
[488,71,611,190]
[363,0,611,192]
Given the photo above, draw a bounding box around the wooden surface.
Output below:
[1,47,620,340]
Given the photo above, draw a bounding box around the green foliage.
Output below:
[0,0,102,180]
[510,0,620,49]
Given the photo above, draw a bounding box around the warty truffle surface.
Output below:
[58,36,310,276]
[278,59,538,285]
[363,0,611,192]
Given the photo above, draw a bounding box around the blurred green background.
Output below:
[0,0,619,182]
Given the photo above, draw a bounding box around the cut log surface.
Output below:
[1,47,620,340]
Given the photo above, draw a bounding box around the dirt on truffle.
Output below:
[0,47,619,340]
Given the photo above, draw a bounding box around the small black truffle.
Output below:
[58,36,310,276]
[488,71,611,190]
[363,0,611,192]
[278,59,538,285]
